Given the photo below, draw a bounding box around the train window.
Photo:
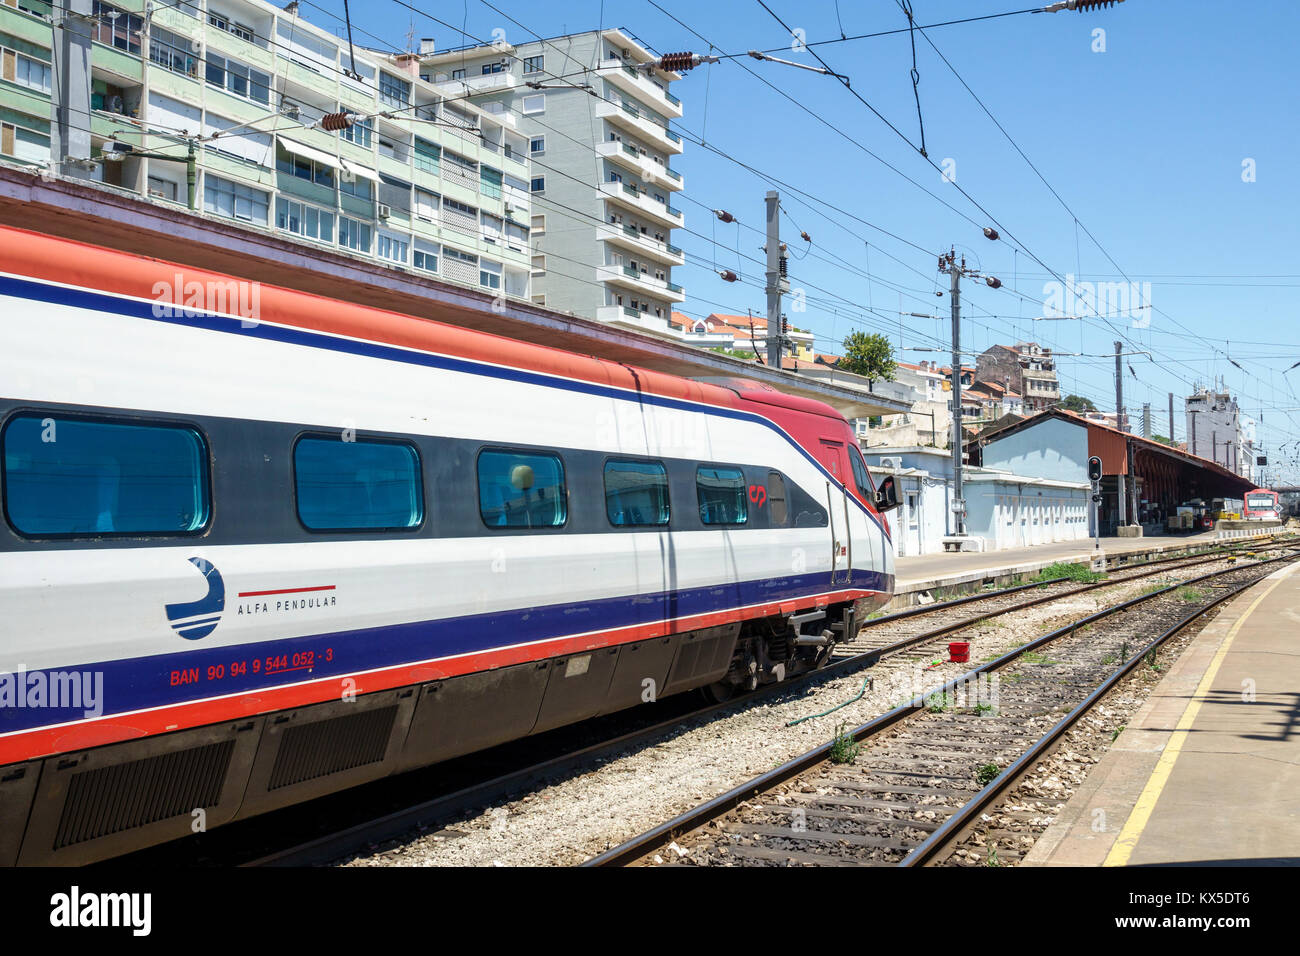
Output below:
[2,414,209,536]
[604,459,669,527]
[478,449,567,528]
[849,445,875,500]
[697,466,747,525]
[294,437,423,531]
[767,471,788,526]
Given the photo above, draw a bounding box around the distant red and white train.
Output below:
[0,225,896,864]
[1242,489,1280,521]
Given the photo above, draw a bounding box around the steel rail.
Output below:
[250,541,1285,866]
[899,561,1289,865]
[583,549,1298,867]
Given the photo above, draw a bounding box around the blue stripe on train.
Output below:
[0,568,891,736]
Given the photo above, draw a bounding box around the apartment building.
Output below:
[1186,386,1255,480]
[860,360,951,449]
[975,342,1061,411]
[0,0,531,298]
[416,28,684,326]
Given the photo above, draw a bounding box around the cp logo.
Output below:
[748,484,767,507]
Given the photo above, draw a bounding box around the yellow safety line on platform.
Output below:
[1103,562,1298,866]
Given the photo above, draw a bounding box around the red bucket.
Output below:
[948,641,971,663]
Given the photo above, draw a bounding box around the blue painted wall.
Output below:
[982,417,1089,484]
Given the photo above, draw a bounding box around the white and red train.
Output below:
[0,225,896,864]
[1242,489,1280,521]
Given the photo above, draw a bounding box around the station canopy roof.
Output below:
[975,409,1256,497]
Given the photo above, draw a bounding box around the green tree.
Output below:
[1060,394,1097,413]
[840,332,897,386]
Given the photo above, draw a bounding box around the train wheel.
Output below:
[702,680,740,704]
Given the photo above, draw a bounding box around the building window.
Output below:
[91,2,143,55]
[531,255,545,274]
[531,214,545,234]
[148,176,179,203]
[275,142,335,187]
[203,174,269,223]
[530,177,545,192]
[338,215,372,252]
[339,174,371,199]
[605,460,670,527]
[523,54,544,74]
[208,12,255,44]
[276,197,335,243]
[2,414,208,536]
[477,449,566,528]
[379,72,411,107]
[530,136,545,154]
[205,53,271,105]
[521,94,545,114]
[480,165,503,199]
[13,53,51,93]
[414,137,440,175]
[414,188,439,220]
[481,61,504,74]
[294,437,423,531]
[148,25,198,77]
[697,466,747,525]
[413,240,439,273]
[451,68,466,80]
[377,232,409,264]
[479,260,502,290]
[340,115,373,148]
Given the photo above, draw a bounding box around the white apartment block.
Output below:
[0,0,532,298]
[417,28,684,327]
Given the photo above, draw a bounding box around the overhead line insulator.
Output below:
[320,111,356,131]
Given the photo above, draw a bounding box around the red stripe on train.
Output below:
[0,588,881,765]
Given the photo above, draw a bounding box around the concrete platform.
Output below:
[890,528,1285,608]
[1024,560,1300,867]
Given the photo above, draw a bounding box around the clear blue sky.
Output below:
[309,0,1300,482]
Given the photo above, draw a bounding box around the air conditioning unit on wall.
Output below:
[879,456,902,471]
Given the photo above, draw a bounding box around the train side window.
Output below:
[767,471,788,526]
[2,413,209,537]
[604,459,669,527]
[294,436,423,531]
[697,465,747,525]
[849,445,875,500]
[478,449,567,528]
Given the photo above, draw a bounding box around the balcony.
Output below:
[597,221,685,266]
[594,99,683,154]
[597,263,686,303]
[595,304,676,332]
[596,60,684,118]
[430,70,519,100]
[599,180,683,230]
[595,140,683,192]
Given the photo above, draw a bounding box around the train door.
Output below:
[826,480,852,586]
[818,439,851,586]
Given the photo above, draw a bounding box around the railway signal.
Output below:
[1088,456,1103,550]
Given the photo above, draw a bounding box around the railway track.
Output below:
[584,549,1299,867]
[111,535,1287,867]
